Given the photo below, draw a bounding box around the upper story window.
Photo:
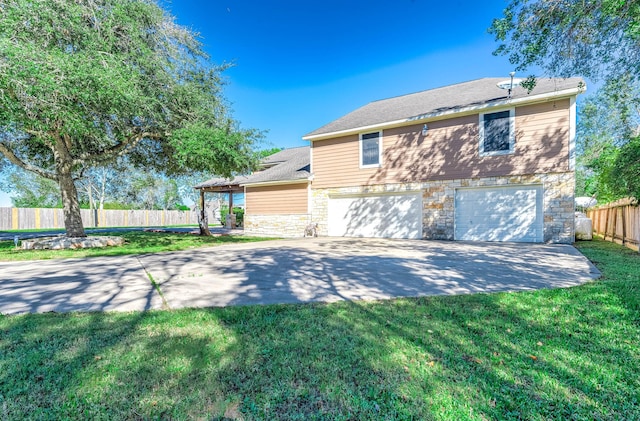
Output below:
[360,131,382,168]
[479,109,515,156]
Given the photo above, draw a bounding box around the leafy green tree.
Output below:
[257,147,283,159]
[611,136,640,200]
[175,172,212,209]
[76,165,122,210]
[575,78,640,201]
[122,172,181,210]
[0,0,259,237]
[490,1,640,200]
[489,0,640,87]
[0,167,60,208]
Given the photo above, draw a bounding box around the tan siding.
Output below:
[311,99,571,189]
[245,183,308,215]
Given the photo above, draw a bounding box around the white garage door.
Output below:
[328,192,422,239]
[455,185,543,242]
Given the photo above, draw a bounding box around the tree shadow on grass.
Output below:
[1,287,638,419]
[0,241,636,419]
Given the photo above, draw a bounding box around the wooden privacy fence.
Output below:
[587,198,639,252]
[0,207,194,231]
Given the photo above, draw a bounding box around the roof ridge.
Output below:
[368,77,495,104]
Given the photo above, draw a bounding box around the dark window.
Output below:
[361,132,380,166]
[483,110,511,153]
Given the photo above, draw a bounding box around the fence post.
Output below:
[612,207,618,243]
[621,206,627,246]
[11,208,18,230]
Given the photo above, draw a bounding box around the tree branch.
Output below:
[73,131,165,166]
[0,142,57,180]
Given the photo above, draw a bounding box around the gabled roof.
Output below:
[194,146,310,190]
[304,77,585,140]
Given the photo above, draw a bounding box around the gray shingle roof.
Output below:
[304,77,585,138]
[193,175,249,189]
[243,146,310,185]
[194,146,310,189]
[260,147,306,166]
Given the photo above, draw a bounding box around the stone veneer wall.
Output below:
[244,214,312,238]
[311,172,575,243]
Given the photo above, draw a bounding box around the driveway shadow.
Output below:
[137,238,600,310]
[0,256,163,315]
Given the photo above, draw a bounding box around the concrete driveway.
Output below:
[0,238,601,315]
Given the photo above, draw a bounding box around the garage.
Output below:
[328,192,422,239]
[455,185,543,242]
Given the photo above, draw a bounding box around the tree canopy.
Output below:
[490,0,640,86]
[575,78,640,201]
[0,0,260,236]
[490,0,640,202]
[0,167,60,208]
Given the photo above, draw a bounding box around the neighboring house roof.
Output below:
[304,77,585,140]
[194,146,310,189]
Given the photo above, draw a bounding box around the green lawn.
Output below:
[0,230,274,261]
[0,239,638,420]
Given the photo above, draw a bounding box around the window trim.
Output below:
[479,108,515,157]
[359,131,382,168]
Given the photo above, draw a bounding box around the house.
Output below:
[198,77,584,243]
[195,146,312,234]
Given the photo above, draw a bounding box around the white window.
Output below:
[360,131,382,168]
[479,109,515,156]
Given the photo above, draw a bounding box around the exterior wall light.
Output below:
[422,124,429,136]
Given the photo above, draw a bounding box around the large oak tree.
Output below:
[0,0,259,237]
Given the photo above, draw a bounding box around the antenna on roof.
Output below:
[496,71,522,98]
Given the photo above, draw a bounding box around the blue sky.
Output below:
[164,0,520,150]
[0,0,532,207]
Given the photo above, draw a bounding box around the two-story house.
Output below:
[211,77,584,243]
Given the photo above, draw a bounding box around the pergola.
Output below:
[194,176,246,234]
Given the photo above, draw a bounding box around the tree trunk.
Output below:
[58,169,86,237]
[198,189,211,236]
[99,169,106,210]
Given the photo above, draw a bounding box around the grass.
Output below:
[0,230,274,261]
[0,239,638,420]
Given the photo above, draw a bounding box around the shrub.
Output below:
[220,206,244,227]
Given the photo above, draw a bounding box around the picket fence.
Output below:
[587,198,640,252]
[0,207,195,230]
